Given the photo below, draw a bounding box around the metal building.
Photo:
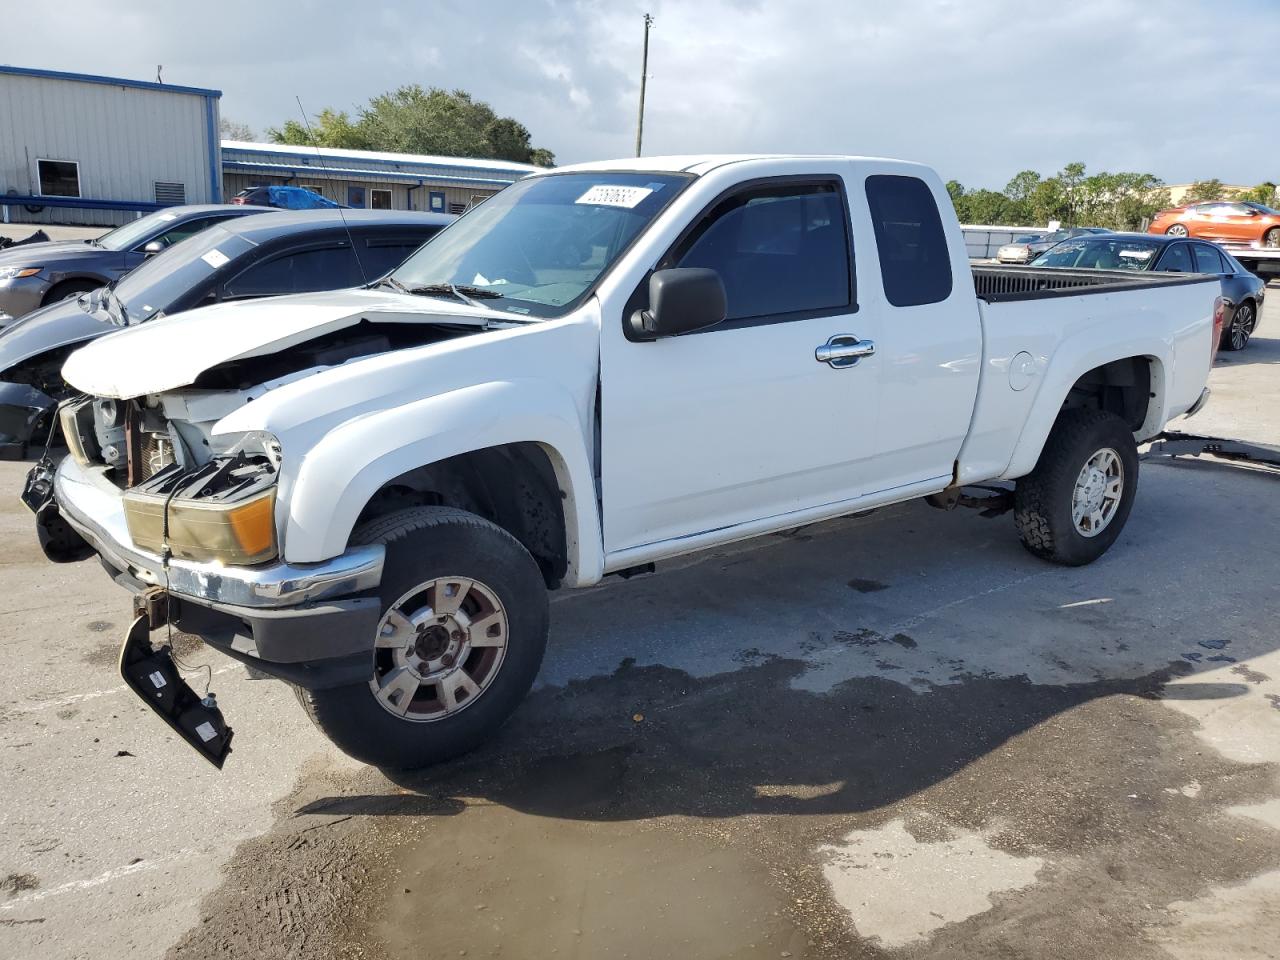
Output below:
[0,65,221,226]
[221,141,538,214]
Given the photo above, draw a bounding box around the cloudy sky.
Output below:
[7,0,1279,189]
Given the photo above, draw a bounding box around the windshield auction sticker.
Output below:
[575,185,654,208]
[201,249,230,269]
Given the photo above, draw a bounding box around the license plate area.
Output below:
[119,614,233,768]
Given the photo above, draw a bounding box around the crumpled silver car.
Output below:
[0,204,271,324]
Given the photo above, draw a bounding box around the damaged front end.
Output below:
[54,394,283,567]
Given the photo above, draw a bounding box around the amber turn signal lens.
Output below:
[124,489,277,565]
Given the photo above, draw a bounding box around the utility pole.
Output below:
[635,13,653,157]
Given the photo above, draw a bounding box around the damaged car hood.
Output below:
[61,288,509,399]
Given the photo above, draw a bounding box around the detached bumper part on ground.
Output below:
[48,455,386,689]
[0,380,56,459]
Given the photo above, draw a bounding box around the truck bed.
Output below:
[972,265,1216,302]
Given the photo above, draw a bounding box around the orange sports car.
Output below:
[1149,200,1280,247]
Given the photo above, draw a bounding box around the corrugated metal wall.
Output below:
[0,72,216,226]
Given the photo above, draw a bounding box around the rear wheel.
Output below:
[1014,409,1139,566]
[295,506,549,769]
[1220,300,1256,351]
[1265,227,1280,249]
[1165,223,1189,238]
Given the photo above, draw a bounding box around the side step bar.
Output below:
[1145,431,1280,472]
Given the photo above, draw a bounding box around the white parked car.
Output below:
[31,154,1221,770]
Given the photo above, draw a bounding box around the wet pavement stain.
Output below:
[168,656,1280,960]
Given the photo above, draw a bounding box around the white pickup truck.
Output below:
[28,154,1222,769]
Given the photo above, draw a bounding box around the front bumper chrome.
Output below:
[54,456,384,608]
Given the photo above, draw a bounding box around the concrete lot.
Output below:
[2,290,1279,959]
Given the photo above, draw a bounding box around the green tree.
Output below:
[270,86,555,166]
[1002,170,1040,223]
[1235,182,1278,205]
[267,109,370,149]
[1183,179,1230,203]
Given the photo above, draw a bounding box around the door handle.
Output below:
[816,334,876,368]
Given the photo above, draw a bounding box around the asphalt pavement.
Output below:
[1,287,1278,959]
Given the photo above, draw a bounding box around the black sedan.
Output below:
[0,208,452,457]
[0,204,273,323]
[1030,232,1266,352]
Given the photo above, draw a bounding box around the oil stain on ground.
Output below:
[169,657,1280,960]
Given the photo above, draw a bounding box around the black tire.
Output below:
[42,279,99,305]
[1013,409,1139,566]
[295,506,549,769]
[1220,300,1256,352]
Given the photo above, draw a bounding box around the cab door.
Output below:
[597,173,882,557]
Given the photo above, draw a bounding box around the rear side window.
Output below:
[1193,245,1225,274]
[865,175,952,307]
[359,233,438,277]
[673,182,852,322]
[1156,244,1194,273]
[223,244,366,298]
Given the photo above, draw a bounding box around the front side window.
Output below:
[669,182,851,322]
[37,159,80,197]
[144,215,238,252]
[223,244,365,299]
[390,171,691,318]
[865,174,952,307]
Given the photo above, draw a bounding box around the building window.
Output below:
[153,181,187,205]
[370,188,392,210]
[428,191,447,213]
[448,202,467,215]
[347,186,366,208]
[37,159,80,197]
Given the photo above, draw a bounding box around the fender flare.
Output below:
[280,379,603,586]
[1001,339,1170,481]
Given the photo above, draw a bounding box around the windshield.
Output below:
[1031,237,1161,270]
[1243,202,1280,216]
[102,226,253,322]
[389,172,692,318]
[94,209,195,252]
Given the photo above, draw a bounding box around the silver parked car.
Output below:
[0,204,272,324]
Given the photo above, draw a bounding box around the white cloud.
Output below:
[5,0,1278,185]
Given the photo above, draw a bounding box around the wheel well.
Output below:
[353,443,569,588]
[1060,357,1152,432]
[42,277,101,305]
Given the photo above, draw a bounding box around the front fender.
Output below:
[280,378,603,586]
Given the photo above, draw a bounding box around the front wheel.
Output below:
[296,506,549,769]
[1264,227,1280,249]
[1165,223,1189,238]
[1013,409,1139,566]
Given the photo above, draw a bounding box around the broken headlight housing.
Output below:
[123,448,280,565]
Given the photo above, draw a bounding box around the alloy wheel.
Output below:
[1230,303,1255,350]
[369,576,509,722]
[1072,448,1124,538]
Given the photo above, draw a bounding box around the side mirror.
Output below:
[142,240,164,256]
[628,268,727,341]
